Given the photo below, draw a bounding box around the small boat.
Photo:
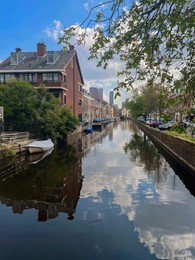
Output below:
[25,139,54,154]
[26,147,54,164]
[83,126,93,134]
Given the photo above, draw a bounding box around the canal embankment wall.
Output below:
[0,132,33,159]
[136,121,195,174]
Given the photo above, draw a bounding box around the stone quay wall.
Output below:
[136,121,195,174]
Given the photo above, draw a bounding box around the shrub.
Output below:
[170,124,186,134]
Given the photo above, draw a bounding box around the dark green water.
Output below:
[0,120,195,260]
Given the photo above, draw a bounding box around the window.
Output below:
[0,74,4,83]
[64,94,66,105]
[32,73,37,82]
[63,74,66,83]
[23,74,29,81]
[43,73,52,83]
[43,73,59,83]
[78,99,82,106]
[49,89,60,98]
[78,84,82,92]
[47,52,55,63]
[19,73,37,82]
[47,51,60,64]
[78,114,82,122]
[53,73,58,82]
[5,74,15,82]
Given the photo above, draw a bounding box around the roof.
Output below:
[0,48,85,84]
[0,50,75,72]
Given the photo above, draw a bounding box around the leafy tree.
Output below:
[142,83,158,116]
[0,79,38,129]
[142,81,169,116]
[172,58,195,115]
[60,0,195,92]
[0,79,78,142]
[125,80,169,118]
[167,65,195,120]
[125,89,144,118]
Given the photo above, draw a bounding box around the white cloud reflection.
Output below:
[80,122,195,259]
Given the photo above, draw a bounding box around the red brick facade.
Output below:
[0,43,84,120]
[65,53,83,117]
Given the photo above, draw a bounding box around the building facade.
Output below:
[109,91,114,106]
[89,87,103,102]
[82,89,113,123]
[121,107,131,118]
[0,42,84,120]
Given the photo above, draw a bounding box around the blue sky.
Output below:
[0,0,129,107]
[0,0,88,58]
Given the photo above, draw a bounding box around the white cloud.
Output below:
[44,20,130,108]
[84,2,89,11]
[45,19,182,107]
[44,20,63,41]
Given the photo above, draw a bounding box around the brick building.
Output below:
[0,42,84,120]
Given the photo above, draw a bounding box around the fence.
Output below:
[0,132,29,144]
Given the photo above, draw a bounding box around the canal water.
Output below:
[0,120,195,260]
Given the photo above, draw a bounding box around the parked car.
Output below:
[93,118,101,123]
[82,119,89,126]
[159,118,165,124]
[158,120,175,130]
[145,118,150,125]
[137,116,145,123]
[182,119,195,128]
[149,118,159,128]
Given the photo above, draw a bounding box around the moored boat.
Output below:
[26,147,54,163]
[83,126,93,134]
[25,139,54,154]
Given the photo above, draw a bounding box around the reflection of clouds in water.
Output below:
[81,122,195,259]
[135,203,195,259]
[135,173,195,259]
[156,172,192,204]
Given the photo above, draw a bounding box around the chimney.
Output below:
[69,45,74,52]
[16,47,22,53]
[37,41,46,57]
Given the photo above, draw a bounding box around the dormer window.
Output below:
[10,52,24,65]
[47,51,60,64]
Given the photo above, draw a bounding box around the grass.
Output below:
[166,124,195,143]
[0,144,16,158]
[168,131,195,143]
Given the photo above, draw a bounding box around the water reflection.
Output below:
[26,147,54,164]
[0,121,195,259]
[0,123,115,223]
[122,121,195,259]
[123,124,195,196]
[124,132,169,188]
[0,145,83,221]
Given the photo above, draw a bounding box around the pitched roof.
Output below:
[0,50,75,72]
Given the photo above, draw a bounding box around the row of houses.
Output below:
[0,42,118,123]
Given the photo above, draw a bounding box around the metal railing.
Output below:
[0,132,29,144]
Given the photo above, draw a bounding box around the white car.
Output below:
[146,118,151,125]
